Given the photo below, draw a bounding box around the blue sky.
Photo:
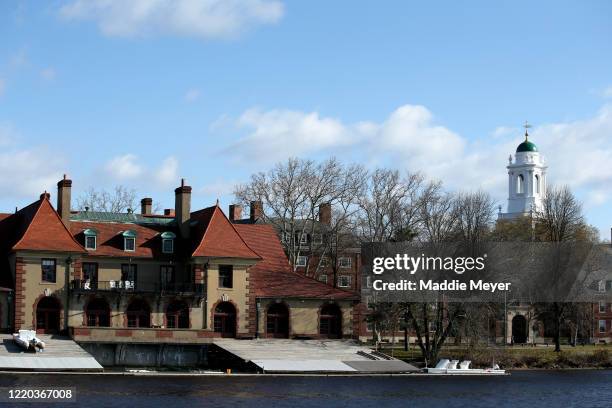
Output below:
[1,1,611,239]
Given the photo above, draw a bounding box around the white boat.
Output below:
[12,330,46,352]
[426,359,505,375]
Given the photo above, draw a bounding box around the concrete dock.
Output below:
[212,339,419,373]
[0,334,103,372]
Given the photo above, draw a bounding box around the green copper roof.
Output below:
[516,139,537,152]
[70,211,176,226]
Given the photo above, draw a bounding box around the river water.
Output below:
[0,370,610,407]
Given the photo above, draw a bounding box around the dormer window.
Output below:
[122,230,137,252]
[83,229,98,250]
[161,231,176,254]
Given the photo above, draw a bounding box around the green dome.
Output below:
[516,139,537,152]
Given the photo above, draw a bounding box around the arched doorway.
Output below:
[36,296,61,334]
[166,300,189,329]
[512,314,527,344]
[266,303,289,338]
[213,302,236,338]
[320,303,342,339]
[86,298,110,327]
[126,299,151,328]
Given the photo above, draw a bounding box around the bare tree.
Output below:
[404,190,495,364]
[532,185,588,352]
[356,169,425,242]
[76,186,137,213]
[536,185,584,242]
[234,157,366,278]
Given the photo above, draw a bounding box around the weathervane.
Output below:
[523,120,531,141]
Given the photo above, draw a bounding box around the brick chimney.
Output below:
[175,178,192,238]
[250,201,263,223]
[141,198,152,215]
[57,175,72,225]
[319,202,332,226]
[229,204,242,222]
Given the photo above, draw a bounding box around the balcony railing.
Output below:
[71,279,204,295]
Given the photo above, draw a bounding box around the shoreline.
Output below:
[0,367,609,377]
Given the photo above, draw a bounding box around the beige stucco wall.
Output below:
[257,299,353,337]
[16,251,74,330]
[204,260,252,335]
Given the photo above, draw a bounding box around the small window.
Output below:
[338,275,351,288]
[599,280,606,293]
[125,238,135,251]
[599,320,607,334]
[535,174,540,194]
[320,257,329,267]
[41,259,56,283]
[600,301,607,314]
[312,234,323,245]
[218,265,233,289]
[296,256,307,267]
[366,276,372,288]
[299,233,308,245]
[281,232,291,243]
[160,231,176,254]
[318,274,328,283]
[84,229,98,250]
[122,230,137,252]
[339,257,352,268]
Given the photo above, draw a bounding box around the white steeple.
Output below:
[499,122,547,220]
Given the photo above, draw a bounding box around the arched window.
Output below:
[213,302,236,338]
[535,174,540,194]
[266,303,289,338]
[36,296,62,334]
[166,300,189,329]
[86,298,110,327]
[320,303,342,339]
[517,174,524,194]
[126,298,150,328]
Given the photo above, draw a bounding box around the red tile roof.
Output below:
[235,224,357,300]
[8,197,85,253]
[69,221,178,259]
[191,205,261,259]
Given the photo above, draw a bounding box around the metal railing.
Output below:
[71,279,204,295]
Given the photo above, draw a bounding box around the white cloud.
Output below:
[0,148,66,199]
[105,154,144,180]
[154,156,179,186]
[200,178,237,196]
[220,103,612,220]
[104,154,180,189]
[184,88,201,102]
[59,0,284,39]
[40,68,56,81]
[226,108,352,161]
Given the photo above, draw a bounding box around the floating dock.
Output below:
[0,334,103,372]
